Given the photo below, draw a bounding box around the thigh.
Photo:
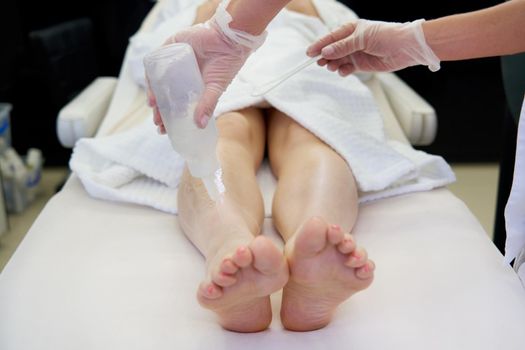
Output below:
[216,107,266,171]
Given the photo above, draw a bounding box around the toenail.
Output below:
[331,224,341,231]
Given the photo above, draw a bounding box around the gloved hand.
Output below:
[306,19,440,77]
[148,0,266,130]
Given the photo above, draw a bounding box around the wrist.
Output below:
[411,19,440,72]
[421,19,442,59]
[212,0,267,50]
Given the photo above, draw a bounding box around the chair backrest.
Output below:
[28,18,98,109]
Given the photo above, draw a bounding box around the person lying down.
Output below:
[71,0,455,333]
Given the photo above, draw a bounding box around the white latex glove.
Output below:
[307,19,440,76]
[148,0,266,130]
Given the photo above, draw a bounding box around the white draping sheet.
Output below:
[1,178,525,350]
[70,0,455,213]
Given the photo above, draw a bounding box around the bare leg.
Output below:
[267,111,375,331]
[178,108,288,332]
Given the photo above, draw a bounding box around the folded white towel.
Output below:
[70,121,183,213]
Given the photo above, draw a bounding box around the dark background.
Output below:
[343,0,507,163]
[0,0,506,165]
[0,0,155,165]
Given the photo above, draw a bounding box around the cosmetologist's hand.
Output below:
[148,1,266,131]
[307,19,440,76]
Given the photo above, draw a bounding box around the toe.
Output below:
[327,224,344,245]
[293,216,329,258]
[250,236,286,275]
[355,260,375,280]
[212,271,237,287]
[198,281,223,300]
[220,258,238,275]
[337,234,356,254]
[345,247,368,268]
[232,245,253,268]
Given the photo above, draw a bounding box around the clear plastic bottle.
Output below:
[144,43,224,201]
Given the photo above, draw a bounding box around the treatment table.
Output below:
[1,1,525,349]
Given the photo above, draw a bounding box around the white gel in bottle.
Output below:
[144,43,224,201]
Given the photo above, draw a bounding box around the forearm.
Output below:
[227,0,292,35]
[423,0,525,61]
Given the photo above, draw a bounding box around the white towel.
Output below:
[70,0,455,214]
[70,121,183,213]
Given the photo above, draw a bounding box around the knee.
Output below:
[269,119,326,171]
[271,118,349,168]
[217,112,254,148]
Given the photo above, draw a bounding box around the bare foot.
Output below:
[198,236,289,332]
[281,217,375,331]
